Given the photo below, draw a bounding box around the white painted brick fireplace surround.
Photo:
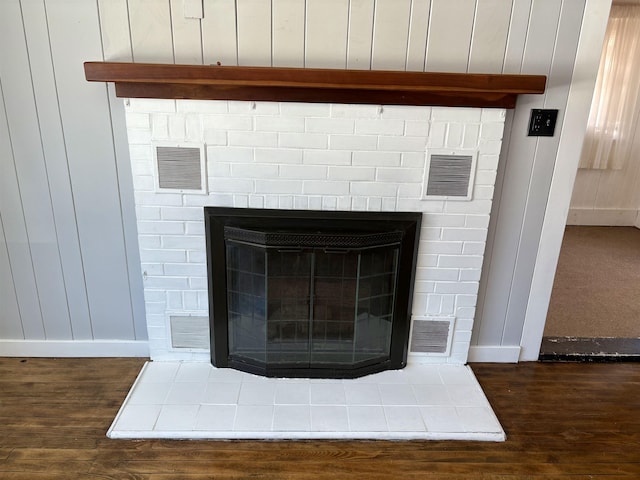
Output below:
[125,98,506,365]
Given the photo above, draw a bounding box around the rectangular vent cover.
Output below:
[156,145,204,191]
[425,154,474,199]
[170,315,209,349]
[410,318,454,354]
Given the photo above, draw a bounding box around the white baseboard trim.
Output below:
[0,340,149,357]
[567,208,639,226]
[467,346,521,363]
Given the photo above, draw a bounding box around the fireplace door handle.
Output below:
[323,248,351,254]
[277,248,304,253]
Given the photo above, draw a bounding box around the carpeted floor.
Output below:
[544,226,640,338]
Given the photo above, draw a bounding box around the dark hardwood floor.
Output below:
[0,357,638,479]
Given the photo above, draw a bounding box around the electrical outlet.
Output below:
[528,109,558,137]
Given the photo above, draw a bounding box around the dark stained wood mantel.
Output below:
[84,62,546,109]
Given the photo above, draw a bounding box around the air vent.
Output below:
[410,317,455,355]
[155,145,205,192]
[170,315,209,349]
[424,152,475,200]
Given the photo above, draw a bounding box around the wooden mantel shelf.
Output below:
[84,62,546,109]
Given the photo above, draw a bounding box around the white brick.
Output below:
[184,291,199,310]
[211,193,234,207]
[161,206,203,221]
[203,129,227,145]
[308,196,323,210]
[144,290,166,302]
[337,196,351,210]
[417,254,438,267]
[415,268,458,281]
[209,162,231,177]
[417,200,446,213]
[182,195,213,207]
[322,196,337,209]
[445,123,463,148]
[376,167,423,183]
[133,176,154,191]
[210,178,254,193]
[455,318,474,330]
[352,151,400,167]
[188,250,206,263]
[137,221,184,235]
[140,249,187,263]
[381,197,397,211]
[255,148,303,164]
[419,241,463,255]
[367,197,382,211]
[229,100,279,115]
[462,241,486,255]
[306,117,354,134]
[166,291,183,310]
[412,295,427,315]
[440,295,455,314]
[131,158,153,176]
[401,152,426,168]
[265,195,279,208]
[456,295,478,308]
[423,215,465,227]
[303,150,351,165]
[256,116,305,132]
[280,102,330,117]
[146,301,167,314]
[327,166,375,181]
[229,131,277,147]
[189,277,208,289]
[413,281,435,293]
[293,196,309,209]
[434,281,478,294]
[185,115,202,141]
[140,263,163,275]
[350,182,397,197]
[126,112,150,128]
[427,122,446,147]
[438,255,483,269]
[255,179,303,194]
[478,139,503,155]
[169,114,186,140]
[248,195,264,208]
[279,132,328,149]
[164,263,207,276]
[474,170,497,186]
[378,136,426,152]
[208,146,254,164]
[426,295,441,314]
[332,104,381,118]
[186,222,204,235]
[129,98,176,113]
[279,195,294,208]
[330,135,377,151]
[139,235,161,248]
[128,144,153,161]
[279,165,327,179]
[404,120,429,137]
[398,184,422,199]
[441,228,486,242]
[459,269,482,281]
[162,235,204,249]
[396,198,425,211]
[136,206,161,220]
[355,119,404,135]
[381,105,430,120]
[351,197,367,210]
[419,229,443,243]
[177,99,226,113]
[431,107,481,122]
[127,128,152,144]
[444,199,493,214]
[463,124,480,148]
[233,195,249,207]
[473,185,495,200]
[197,291,208,310]
[481,108,506,122]
[477,154,500,170]
[464,215,490,229]
[144,276,189,289]
[203,115,252,130]
[231,163,279,178]
[303,180,350,195]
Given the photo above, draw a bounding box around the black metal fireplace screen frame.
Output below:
[205,207,421,378]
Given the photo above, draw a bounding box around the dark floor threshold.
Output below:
[539,336,640,362]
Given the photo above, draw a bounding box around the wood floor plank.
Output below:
[0,358,638,479]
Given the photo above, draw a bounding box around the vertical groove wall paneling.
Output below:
[346,0,375,70]
[97,0,133,61]
[424,0,476,72]
[46,0,137,340]
[236,0,272,67]
[272,0,305,68]
[22,0,93,339]
[0,0,72,340]
[0,82,27,340]
[371,0,412,71]
[306,0,349,69]
[128,0,174,63]
[502,0,586,345]
[202,0,239,66]
[406,0,431,72]
[468,0,512,73]
[170,0,203,65]
[501,0,533,74]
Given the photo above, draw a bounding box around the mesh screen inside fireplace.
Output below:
[205,207,421,378]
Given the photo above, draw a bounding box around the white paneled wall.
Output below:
[0,0,598,359]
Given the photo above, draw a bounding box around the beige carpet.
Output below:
[544,226,640,338]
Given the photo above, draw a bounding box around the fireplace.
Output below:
[205,207,421,378]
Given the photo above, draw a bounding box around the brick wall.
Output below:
[125,99,506,363]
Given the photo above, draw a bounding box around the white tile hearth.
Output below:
[108,362,505,441]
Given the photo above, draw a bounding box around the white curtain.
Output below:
[580,4,640,170]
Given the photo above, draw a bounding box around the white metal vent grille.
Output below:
[425,153,474,199]
[156,145,204,191]
[170,315,209,349]
[410,318,454,355]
